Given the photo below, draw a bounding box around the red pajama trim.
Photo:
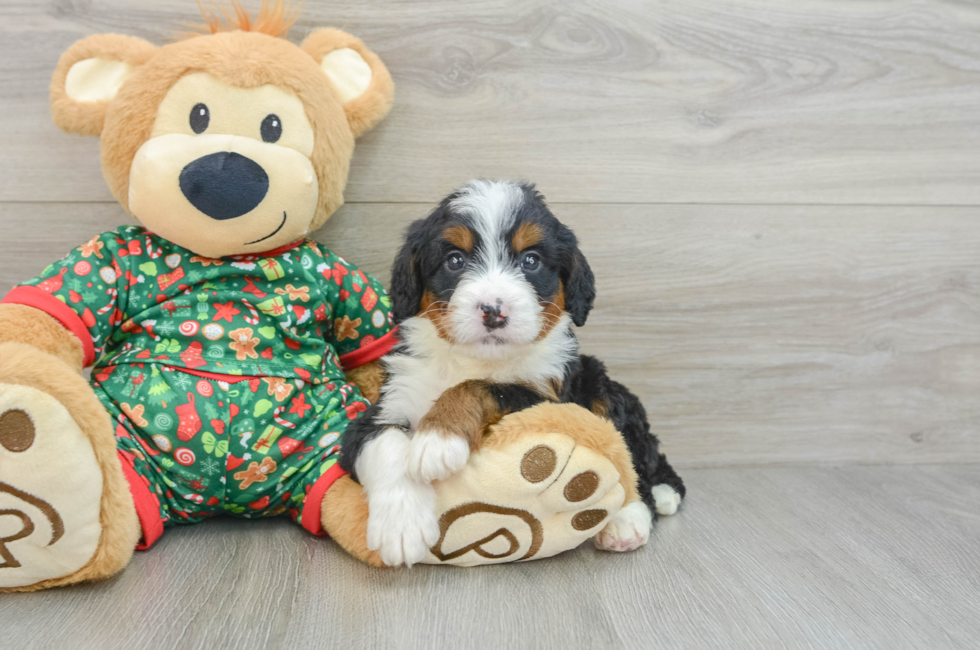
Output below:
[167,366,257,383]
[117,450,165,550]
[338,327,398,370]
[301,463,349,537]
[2,285,96,367]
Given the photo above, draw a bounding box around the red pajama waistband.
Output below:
[2,285,398,374]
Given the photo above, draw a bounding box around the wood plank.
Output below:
[3,0,980,204]
[1,201,977,467]
[2,465,978,649]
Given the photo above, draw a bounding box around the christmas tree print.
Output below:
[147,368,176,405]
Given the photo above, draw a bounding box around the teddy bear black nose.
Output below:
[179,152,269,220]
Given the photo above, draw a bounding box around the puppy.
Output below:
[341,180,685,566]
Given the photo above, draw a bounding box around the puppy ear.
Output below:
[50,34,157,136]
[560,232,596,327]
[389,219,428,324]
[301,29,394,138]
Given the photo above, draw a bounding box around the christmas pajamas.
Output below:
[2,226,396,548]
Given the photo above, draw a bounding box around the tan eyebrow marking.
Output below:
[512,222,543,252]
[443,225,474,252]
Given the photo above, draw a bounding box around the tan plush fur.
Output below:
[50,34,158,137]
[50,7,394,234]
[0,343,140,592]
[300,29,395,139]
[320,476,385,567]
[484,403,641,505]
[8,3,397,586]
[344,359,385,404]
[0,305,85,373]
[98,31,355,232]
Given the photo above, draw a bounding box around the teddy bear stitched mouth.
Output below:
[244,211,288,245]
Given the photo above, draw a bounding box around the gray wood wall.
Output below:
[1,0,978,468]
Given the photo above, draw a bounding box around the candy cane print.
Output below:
[272,406,297,430]
[241,298,260,325]
[146,238,163,259]
[97,288,118,314]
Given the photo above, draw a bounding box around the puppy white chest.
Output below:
[378,317,574,430]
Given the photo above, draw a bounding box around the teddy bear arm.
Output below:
[0,304,86,373]
[343,359,385,403]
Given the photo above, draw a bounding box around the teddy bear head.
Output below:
[50,2,393,258]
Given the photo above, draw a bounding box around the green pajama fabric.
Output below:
[96,368,366,529]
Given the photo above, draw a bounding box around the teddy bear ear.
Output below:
[50,34,157,137]
[300,28,394,138]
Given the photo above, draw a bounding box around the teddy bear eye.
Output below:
[189,103,209,134]
[261,114,282,143]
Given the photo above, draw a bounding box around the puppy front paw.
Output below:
[407,430,470,483]
[366,479,440,567]
[594,501,652,553]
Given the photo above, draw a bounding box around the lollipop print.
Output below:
[174,448,196,466]
[179,321,199,336]
[196,380,214,398]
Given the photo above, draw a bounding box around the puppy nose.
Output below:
[480,303,508,330]
[179,152,269,220]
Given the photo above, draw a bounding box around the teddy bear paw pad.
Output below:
[421,433,626,566]
[0,384,104,588]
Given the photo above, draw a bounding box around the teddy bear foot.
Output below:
[419,403,636,566]
[0,345,139,591]
[0,383,106,589]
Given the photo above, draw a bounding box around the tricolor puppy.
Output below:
[340,180,685,566]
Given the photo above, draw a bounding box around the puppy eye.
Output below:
[445,252,466,272]
[189,103,210,134]
[520,252,541,272]
[261,114,282,143]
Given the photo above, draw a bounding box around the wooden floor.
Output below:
[4,465,980,650]
[1,1,979,648]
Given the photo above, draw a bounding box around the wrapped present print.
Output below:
[158,267,185,291]
[256,296,287,317]
[360,286,378,311]
[259,258,285,281]
[252,425,283,453]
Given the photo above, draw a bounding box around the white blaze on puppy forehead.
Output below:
[449,180,524,268]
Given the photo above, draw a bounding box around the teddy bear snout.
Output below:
[178,151,269,220]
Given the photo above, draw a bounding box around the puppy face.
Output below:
[391,181,595,358]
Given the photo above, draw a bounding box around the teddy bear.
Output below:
[0,2,637,591]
